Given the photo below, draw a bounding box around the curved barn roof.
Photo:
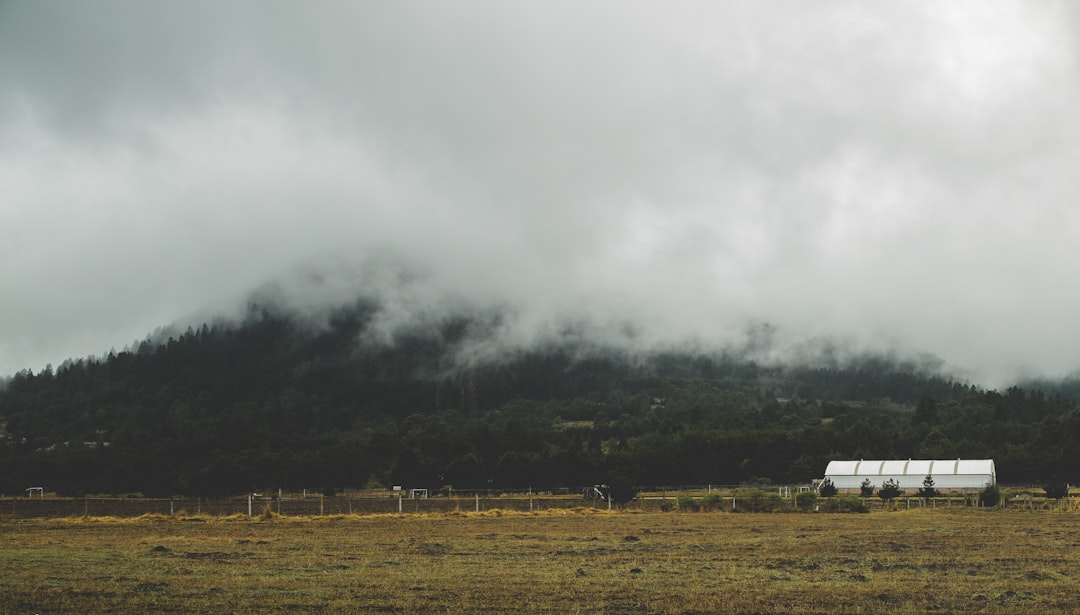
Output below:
[824,459,995,478]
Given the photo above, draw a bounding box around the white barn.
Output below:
[823,459,996,492]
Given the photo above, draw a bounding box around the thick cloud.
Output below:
[2,1,1079,386]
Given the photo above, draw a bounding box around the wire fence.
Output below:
[0,494,622,519]
[1,483,1072,519]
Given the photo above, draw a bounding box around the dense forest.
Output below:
[1,299,1078,497]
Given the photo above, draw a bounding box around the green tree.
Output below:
[818,478,837,497]
[916,474,938,499]
[978,483,1001,507]
[1043,480,1068,500]
[859,478,874,498]
[607,474,639,506]
[878,478,901,501]
[916,429,953,459]
[913,396,937,424]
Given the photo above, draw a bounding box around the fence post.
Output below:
[475,492,479,513]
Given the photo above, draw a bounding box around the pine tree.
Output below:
[916,474,938,499]
[878,478,901,501]
[859,478,874,498]
[818,478,837,497]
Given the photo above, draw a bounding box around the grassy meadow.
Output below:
[1,507,1078,614]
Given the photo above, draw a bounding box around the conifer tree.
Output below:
[916,474,937,499]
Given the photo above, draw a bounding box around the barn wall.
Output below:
[827,474,993,491]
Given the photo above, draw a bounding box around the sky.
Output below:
[2,1,1079,387]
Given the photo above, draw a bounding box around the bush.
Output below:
[702,493,724,512]
[822,494,869,513]
[1043,480,1068,500]
[258,502,276,521]
[978,483,1001,507]
[818,478,837,497]
[676,494,700,512]
[608,478,639,505]
[794,491,817,510]
[734,489,789,512]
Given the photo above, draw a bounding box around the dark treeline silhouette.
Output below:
[1,300,1077,497]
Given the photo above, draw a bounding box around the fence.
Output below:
[0,494,629,519]
[1,484,1072,519]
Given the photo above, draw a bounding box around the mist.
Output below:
[3,2,1080,388]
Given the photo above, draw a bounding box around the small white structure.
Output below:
[823,459,996,492]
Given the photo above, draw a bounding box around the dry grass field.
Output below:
[1,508,1078,614]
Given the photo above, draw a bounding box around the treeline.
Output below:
[0,301,1077,497]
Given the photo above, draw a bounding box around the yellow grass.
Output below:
[2,508,1078,613]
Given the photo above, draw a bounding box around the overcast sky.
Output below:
[2,2,1079,386]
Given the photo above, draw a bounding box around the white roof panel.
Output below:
[824,459,996,478]
[825,460,861,475]
[880,460,909,475]
[906,460,933,476]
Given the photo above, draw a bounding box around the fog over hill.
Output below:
[3,2,1080,387]
[3,272,1077,496]
[167,262,954,384]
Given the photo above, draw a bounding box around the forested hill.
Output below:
[1,300,1077,497]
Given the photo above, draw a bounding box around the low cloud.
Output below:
[2,2,1080,387]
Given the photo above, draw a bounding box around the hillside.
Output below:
[1,300,1077,497]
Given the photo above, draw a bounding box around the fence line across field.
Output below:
[0,484,1071,519]
[0,494,622,519]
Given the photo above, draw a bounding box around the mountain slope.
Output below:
[1,301,1076,496]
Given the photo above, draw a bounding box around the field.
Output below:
[2,508,1078,614]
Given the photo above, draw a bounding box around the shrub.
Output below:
[794,491,817,511]
[818,478,837,497]
[258,502,276,521]
[734,489,789,512]
[978,483,1001,507]
[702,493,724,512]
[1043,480,1068,500]
[822,494,869,513]
[608,478,639,505]
[676,494,700,512]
